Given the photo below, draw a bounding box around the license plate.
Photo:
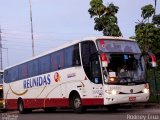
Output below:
[129,96,136,101]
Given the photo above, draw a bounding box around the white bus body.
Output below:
[3,36,149,113]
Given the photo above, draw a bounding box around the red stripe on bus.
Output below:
[5,99,17,110]
[82,98,103,106]
[5,98,103,110]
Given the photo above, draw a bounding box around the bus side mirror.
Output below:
[142,52,157,69]
[149,53,157,68]
[100,53,108,67]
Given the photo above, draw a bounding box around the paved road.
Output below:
[1,107,160,120]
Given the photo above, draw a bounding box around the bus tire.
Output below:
[18,99,27,114]
[71,94,85,113]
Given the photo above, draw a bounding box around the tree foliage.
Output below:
[152,14,160,26]
[141,4,155,20]
[88,0,122,36]
[135,4,160,54]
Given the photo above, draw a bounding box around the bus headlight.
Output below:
[106,89,119,95]
[111,90,117,95]
[108,77,118,84]
[143,88,149,94]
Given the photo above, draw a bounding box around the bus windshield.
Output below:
[97,39,141,53]
[97,39,146,85]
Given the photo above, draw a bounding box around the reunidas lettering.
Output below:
[23,74,51,89]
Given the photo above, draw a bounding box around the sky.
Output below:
[0,0,160,68]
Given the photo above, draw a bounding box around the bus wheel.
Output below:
[71,94,85,113]
[18,99,27,114]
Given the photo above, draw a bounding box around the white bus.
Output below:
[3,36,153,113]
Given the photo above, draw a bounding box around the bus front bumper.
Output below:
[104,93,149,105]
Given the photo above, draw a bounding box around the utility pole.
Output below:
[29,0,35,57]
[0,26,3,70]
[154,0,157,15]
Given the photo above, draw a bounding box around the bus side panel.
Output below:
[45,98,69,107]
[6,99,17,110]
[23,99,43,109]
[5,98,104,110]
[5,98,69,110]
[24,98,69,109]
[82,98,104,106]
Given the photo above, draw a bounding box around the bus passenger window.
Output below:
[38,55,51,74]
[6,67,19,82]
[64,46,74,68]
[51,53,58,71]
[51,50,65,71]
[28,60,39,77]
[73,44,81,66]
[19,63,28,79]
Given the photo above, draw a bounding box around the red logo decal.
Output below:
[54,72,60,82]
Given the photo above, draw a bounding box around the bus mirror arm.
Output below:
[140,52,150,70]
[139,55,144,71]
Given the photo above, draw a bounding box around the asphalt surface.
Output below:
[0,107,160,120]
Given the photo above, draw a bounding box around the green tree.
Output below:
[135,3,160,103]
[153,14,160,26]
[135,4,160,54]
[141,4,155,21]
[88,0,122,36]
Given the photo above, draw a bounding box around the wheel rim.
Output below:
[74,98,81,108]
[19,102,23,112]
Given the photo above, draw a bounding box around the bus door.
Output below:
[81,41,103,98]
[90,55,103,97]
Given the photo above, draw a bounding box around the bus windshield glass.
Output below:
[97,39,141,53]
[97,39,146,85]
